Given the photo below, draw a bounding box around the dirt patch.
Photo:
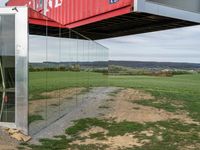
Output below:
[71,125,151,149]
[72,133,149,149]
[28,87,199,149]
[71,88,199,149]
[41,87,85,99]
[141,130,154,137]
[29,87,85,114]
[0,128,19,150]
[0,145,17,150]
[169,100,184,108]
[114,88,154,101]
[30,87,119,143]
[106,89,199,125]
[179,144,200,150]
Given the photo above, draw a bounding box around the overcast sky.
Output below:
[98,25,200,63]
[1,0,200,63]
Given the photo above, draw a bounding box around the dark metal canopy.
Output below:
[73,12,199,40]
[28,8,199,40]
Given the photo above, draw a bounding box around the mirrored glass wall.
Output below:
[28,25,108,135]
[0,15,15,123]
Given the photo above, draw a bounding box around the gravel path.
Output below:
[30,87,119,144]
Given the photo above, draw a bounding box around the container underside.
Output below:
[73,12,199,40]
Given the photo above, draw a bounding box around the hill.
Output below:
[109,61,200,70]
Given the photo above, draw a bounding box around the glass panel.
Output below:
[28,34,47,135]
[28,23,108,135]
[75,34,85,111]
[59,30,77,117]
[46,27,60,125]
[0,15,15,123]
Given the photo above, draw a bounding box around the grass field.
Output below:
[25,71,200,150]
[109,74,200,121]
[29,71,200,121]
[29,71,108,100]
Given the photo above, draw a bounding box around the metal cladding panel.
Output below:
[7,0,133,27]
[134,0,200,23]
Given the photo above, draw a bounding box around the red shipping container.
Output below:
[7,0,36,9]
[7,0,133,28]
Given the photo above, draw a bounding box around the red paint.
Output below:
[66,5,131,28]
[49,0,133,27]
[7,0,133,28]
[7,0,35,8]
[29,8,66,28]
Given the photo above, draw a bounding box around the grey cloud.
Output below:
[98,25,200,63]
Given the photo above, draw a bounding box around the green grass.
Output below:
[65,118,108,135]
[89,132,107,140]
[65,118,145,137]
[26,118,146,149]
[29,71,108,100]
[29,72,200,121]
[27,71,200,149]
[28,115,44,124]
[132,120,200,150]
[25,118,200,150]
[28,135,71,150]
[134,99,178,112]
[99,105,110,109]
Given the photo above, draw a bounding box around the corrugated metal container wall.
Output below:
[7,0,35,9]
[6,0,44,12]
[7,0,133,27]
[48,0,133,27]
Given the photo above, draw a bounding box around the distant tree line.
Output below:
[109,65,199,77]
[29,64,108,75]
[29,64,81,72]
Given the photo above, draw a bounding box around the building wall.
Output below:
[0,7,28,134]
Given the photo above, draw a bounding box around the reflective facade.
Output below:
[0,7,28,133]
[28,27,108,135]
[0,15,15,123]
[0,7,108,135]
